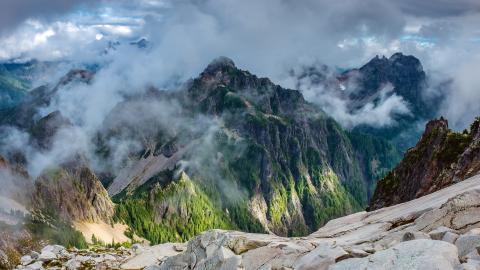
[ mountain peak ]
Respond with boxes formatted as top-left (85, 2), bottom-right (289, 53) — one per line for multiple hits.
top-left (424, 116), bottom-right (449, 135)
top-left (203, 56), bottom-right (236, 74)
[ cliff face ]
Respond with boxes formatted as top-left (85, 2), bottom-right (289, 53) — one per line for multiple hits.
top-left (369, 117), bottom-right (480, 210)
top-left (32, 165), bottom-right (114, 223)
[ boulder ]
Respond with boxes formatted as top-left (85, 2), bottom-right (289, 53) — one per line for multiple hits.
top-left (443, 232), bottom-right (460, 244)
top-left (292, 242), bottom-right (347, 270)
top-left (20, 255), bottom-right (32, 266)
top-left (65, 259), bottom-right (80, 270)
top-left (330, 239), bottom-right (460, 270)
top-left (456, 229), bottom-right (480, 258)
top-left (121, 243), bottom-right (182, 269)
top-left (30, 252), bottom-right (39, 260)
top-left (429, 226), bottom-right (457, 240)
top-left (38, 250), bottom-right (56, 261)
top-left (25, 261), bottom-right (43, 270)
top-left (41, 245), bottom-right (65, 255)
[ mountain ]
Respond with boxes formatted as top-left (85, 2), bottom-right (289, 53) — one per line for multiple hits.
top-left (105, 57), bottom-right (403, 241)
top-left (369, 117), bottom-right (480, 210)
top-left (349, 53), bottom-right (439, 149)
top-left (0, 69), bottom-right (93, 129)
top-left (347, 53), bottom-right (429, 117)
top-left (291, 53), bottom-right (437, 150)
top-left (0, 57), bottom-right (402, 248)
top-left (0, 60), bottom-right (67, 111)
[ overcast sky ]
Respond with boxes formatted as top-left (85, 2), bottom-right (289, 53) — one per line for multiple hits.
top-left (1, 0), bottom-right (480, 128)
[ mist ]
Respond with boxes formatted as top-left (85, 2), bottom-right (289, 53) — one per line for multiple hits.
top-left (0, 0), bottom-right (480, 182)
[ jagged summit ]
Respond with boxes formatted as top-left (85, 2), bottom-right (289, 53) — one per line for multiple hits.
top-left (203, 56), bottom-right (236, 75)
top-left (424, 116), bottom-right (449, 135)
top-left (363, 52), bottom-right (422, 69)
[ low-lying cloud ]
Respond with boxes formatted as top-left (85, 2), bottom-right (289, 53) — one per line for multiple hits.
top-left (0, 0), bottom-right (480, 183)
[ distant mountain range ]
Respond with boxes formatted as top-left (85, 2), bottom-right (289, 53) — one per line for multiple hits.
top-left (0, 52), bottom-right (462, 259)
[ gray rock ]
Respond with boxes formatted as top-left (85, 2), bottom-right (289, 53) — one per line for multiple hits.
top-left (20, 255), bottom-right (32, 266)
top-left (456, 229), bottom-right (480, 258)
top-left (330, 239), bottom-right (460, 270)
top-left (75, 255), bottom-right (92, 262)
top-left (38, 250), bottom-right (56, 261)
top-left (103, 254), bottom-right (117, 261)
top-left (174, 244), bottom-right (186, 252)
top-left (30, 251), bottom-right (39, 260)
top-left (443, 232), bottom-right (460, 244)
top-left (41, 245), bottom-right (65, 255)
top-left (65, 259), bottom-right (80, 270)
top-left (462, 260), bottom-right (480, 270)
top-left (465, 249), bottom-right (480, 261)
top-left (293, 242), bottom-right (347, 270)
top-left (429, 226), bottom-right (457, 240)
top-left (144, 266), bottom-right (162, 270)
top-left (25, 261), bottom-right (43, 270)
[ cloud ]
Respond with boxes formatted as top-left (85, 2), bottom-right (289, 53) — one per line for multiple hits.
top-left (0, 0), bottom-right (98, 32)
top-left (437, 54), bottom-right (480, 129)
top-left (284, 66), bottom-right (411, 129)
top-left (394, 0), bottom-right (480, 18)
top-left (1, 0), bottom-right (480, 149)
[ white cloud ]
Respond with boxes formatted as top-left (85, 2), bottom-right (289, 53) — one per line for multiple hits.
top-left (1, 0), bottom-right (480, 132)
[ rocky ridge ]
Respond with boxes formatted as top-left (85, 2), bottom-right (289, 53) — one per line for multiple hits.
top-left (15, 173), bottom-right (480, 270)
top-left (369, 117), bottom-right (480, 210)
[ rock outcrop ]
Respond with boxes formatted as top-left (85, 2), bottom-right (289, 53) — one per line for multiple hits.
top-left (32, 164), bottom-right (114, 223)
top-left (17, 173), bottom-right (480, 270)
top-left (369, 117), bottom-right (480, 210)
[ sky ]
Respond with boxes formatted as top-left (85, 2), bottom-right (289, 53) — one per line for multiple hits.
top-left (1, 0), bottom-right (480, 129)
top-left (0, 0), bottom-right (479, 185)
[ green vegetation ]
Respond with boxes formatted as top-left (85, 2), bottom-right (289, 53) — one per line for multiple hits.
top-left (301, 168), bottom-right (361, 230)
top-left (227, 201), bottom-right (265, 233)
top-left (114, 173), bottom-right (232, 244)
top-left (90, 234), bottom-right (132, 249)
top-left (437, 132), bottom-right (472, 165)
top-left (25, 218), bottom-right (88, 249)
top-left (348, 131), bottom-right (402, 196)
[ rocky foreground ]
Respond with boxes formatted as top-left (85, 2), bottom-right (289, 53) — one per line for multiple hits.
top-left (15, 174), bottom-right (480, 270)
